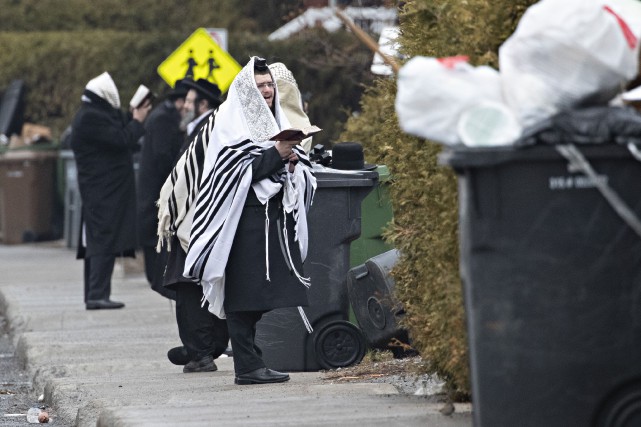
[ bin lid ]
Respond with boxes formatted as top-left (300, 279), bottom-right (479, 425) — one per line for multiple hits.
top-left (0, 148), bottom-right (58, 161)
top-left (314, 166), bottom-right (379, 188)
top-left (0, 141), bottom-right (58, 155)
top-left (376, 165), bottom-right (391, 182)
top-left (438, 144), bottom-right (634, 170)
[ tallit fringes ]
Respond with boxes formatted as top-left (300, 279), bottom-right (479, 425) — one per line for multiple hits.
top-left (265, 199), bottom-right (271, 282)
top-left (155, 230), bottom-right (175, 253)
top-left (298, 306), bottom-right (313, 333)
top-left (165, 232), bottom-right (173, 252)
top-left (156, 210), bottom-right (169, 253)
top-left (282, 206), bottom-right (311, 288)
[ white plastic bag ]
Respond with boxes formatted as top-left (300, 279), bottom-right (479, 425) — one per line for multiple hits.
top-left (395, 56), bottom-right (507, 145)
top-left (499, 0), bottom-right (641, 128)
top-left (457, 101), bottom-right (522, 147)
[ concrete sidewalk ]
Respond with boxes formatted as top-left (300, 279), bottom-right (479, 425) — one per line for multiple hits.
top-left (0, 242), bottom-right (472, 426)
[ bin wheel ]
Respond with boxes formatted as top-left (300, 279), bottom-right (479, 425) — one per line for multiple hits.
top-left (314, 320), bottom-right (367, 370)
top-left (593, 380), bottom-right (641, 427)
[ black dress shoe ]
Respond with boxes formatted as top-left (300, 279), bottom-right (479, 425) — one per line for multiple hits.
top-left (85, 299), bottom-right (125, 310)
top-left (234, 367), bottom-right (290, 385)
top-left (167, 346), bottom-right (190, 365)
top-left (183, 355), bottom-right (217, 373)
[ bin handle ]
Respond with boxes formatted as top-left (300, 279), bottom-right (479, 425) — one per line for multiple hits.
top-left (627, 143), bottom-right (641, 162)
top-left (556, 144), bottom-right (641, 239)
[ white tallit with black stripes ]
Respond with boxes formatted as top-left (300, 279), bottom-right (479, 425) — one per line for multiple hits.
top-left (183, 56), bottom-right (316, 321)
top-left (156, 112), bottom-right (216, 253)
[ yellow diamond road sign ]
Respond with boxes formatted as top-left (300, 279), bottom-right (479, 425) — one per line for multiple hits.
top-left (157, 28), bottom-right (241, 94)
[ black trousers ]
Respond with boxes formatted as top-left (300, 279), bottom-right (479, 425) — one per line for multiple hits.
top-left (142, 245), bottom-right (158, 285)
top-left (226, 310), bottom-right (266, 376)
top-left (83, 254), bottom-right (115, 302)
top-left (175, 283), bottom-right (229, 361)
top-left (144, 245), bottom-right (175, 300)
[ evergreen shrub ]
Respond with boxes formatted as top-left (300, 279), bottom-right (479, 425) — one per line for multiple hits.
top-left (0, 30), bottom-right (184, 136)
top-left (341, 0), bottom-right (536, 398)
top-left (0, 26), bottom-right (373, 147)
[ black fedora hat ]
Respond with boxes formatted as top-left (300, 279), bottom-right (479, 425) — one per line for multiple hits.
top-left (331, 142), bottom-right (376, 171)
top-left (167, 79), bottom-right (190, 100)
top-left (182, 78), bottom-right (222, 106)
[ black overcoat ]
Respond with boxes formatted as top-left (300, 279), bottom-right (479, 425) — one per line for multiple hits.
top-left (224, 147), bottom-right (309, 313)
top-left (137, 99), bottom-right (184, 248)
top-left (70, 91), bottom-right (145, 258)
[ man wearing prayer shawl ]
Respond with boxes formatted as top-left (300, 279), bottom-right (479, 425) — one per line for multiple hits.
top-left (156, 79), bottom-right (229, 372)
top-left (183, 57), bottom-right (317, 385)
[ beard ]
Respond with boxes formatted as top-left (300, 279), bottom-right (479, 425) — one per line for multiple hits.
top-left (179, 110), bottom-right (195, 131)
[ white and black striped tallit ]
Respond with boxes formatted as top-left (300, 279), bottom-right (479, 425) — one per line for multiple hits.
top-left (183, 57), bottom-right (317, 327)
top-left (156, 111), bottom-right (216, 253)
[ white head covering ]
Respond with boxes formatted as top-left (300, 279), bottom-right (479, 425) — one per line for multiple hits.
top-left (269, 62), bottom-right (313, 152)
top-left (84, 72), bottom-right (121, 109)
top-left (216, 57), bottom-right (289, 145)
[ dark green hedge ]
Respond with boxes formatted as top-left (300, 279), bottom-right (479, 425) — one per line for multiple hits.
top-left (0, 0), bottom-right (291, 32)
top-left (0, 27), bottom-right (372, 147)
top-left (0, 31), bottom-right (185, 136)
top-left (0, 1), bottom-right (379, 146)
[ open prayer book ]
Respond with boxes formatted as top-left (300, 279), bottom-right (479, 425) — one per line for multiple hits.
top-left (129, 84), bottom-right (153, 109)
top-left (270, 125), bottom-right (322, 142)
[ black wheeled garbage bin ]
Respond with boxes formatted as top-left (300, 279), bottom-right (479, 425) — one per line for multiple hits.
top-left (346, 249), bottom-right (410, 355)
top-left (256, 168), bottom-right (377, 372)
top-left (441, 144), bottom-right (641, 427)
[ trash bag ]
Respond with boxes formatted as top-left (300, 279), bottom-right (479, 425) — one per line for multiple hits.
top-left (395, 56), bottom-right (507, 146)
top-left (500, 0), bottom-right (641, 128)
top-left (516, 106), bottom-right (641, 146)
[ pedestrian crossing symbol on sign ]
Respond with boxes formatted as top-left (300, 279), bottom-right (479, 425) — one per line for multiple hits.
top-left (157, 28), bottom-right (241, 94)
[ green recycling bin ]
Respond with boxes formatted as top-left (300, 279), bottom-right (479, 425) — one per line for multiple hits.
top-left (350, 165), bottom-right (394, 268)
top-left (347, 165), bottom-right (394, 327)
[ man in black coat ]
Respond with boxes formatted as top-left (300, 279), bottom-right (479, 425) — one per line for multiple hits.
top-left (160, 78), bottom-right (230, 373)
top-left (183, 58), bottom-right (316, 384)
top-left (136, 80), bottom-right (189, 297)
top-left (71, 72), bottom-right (151, 310)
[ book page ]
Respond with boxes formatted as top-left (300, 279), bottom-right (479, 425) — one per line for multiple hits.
top-left (129, 85), bottom-right (151, 108)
